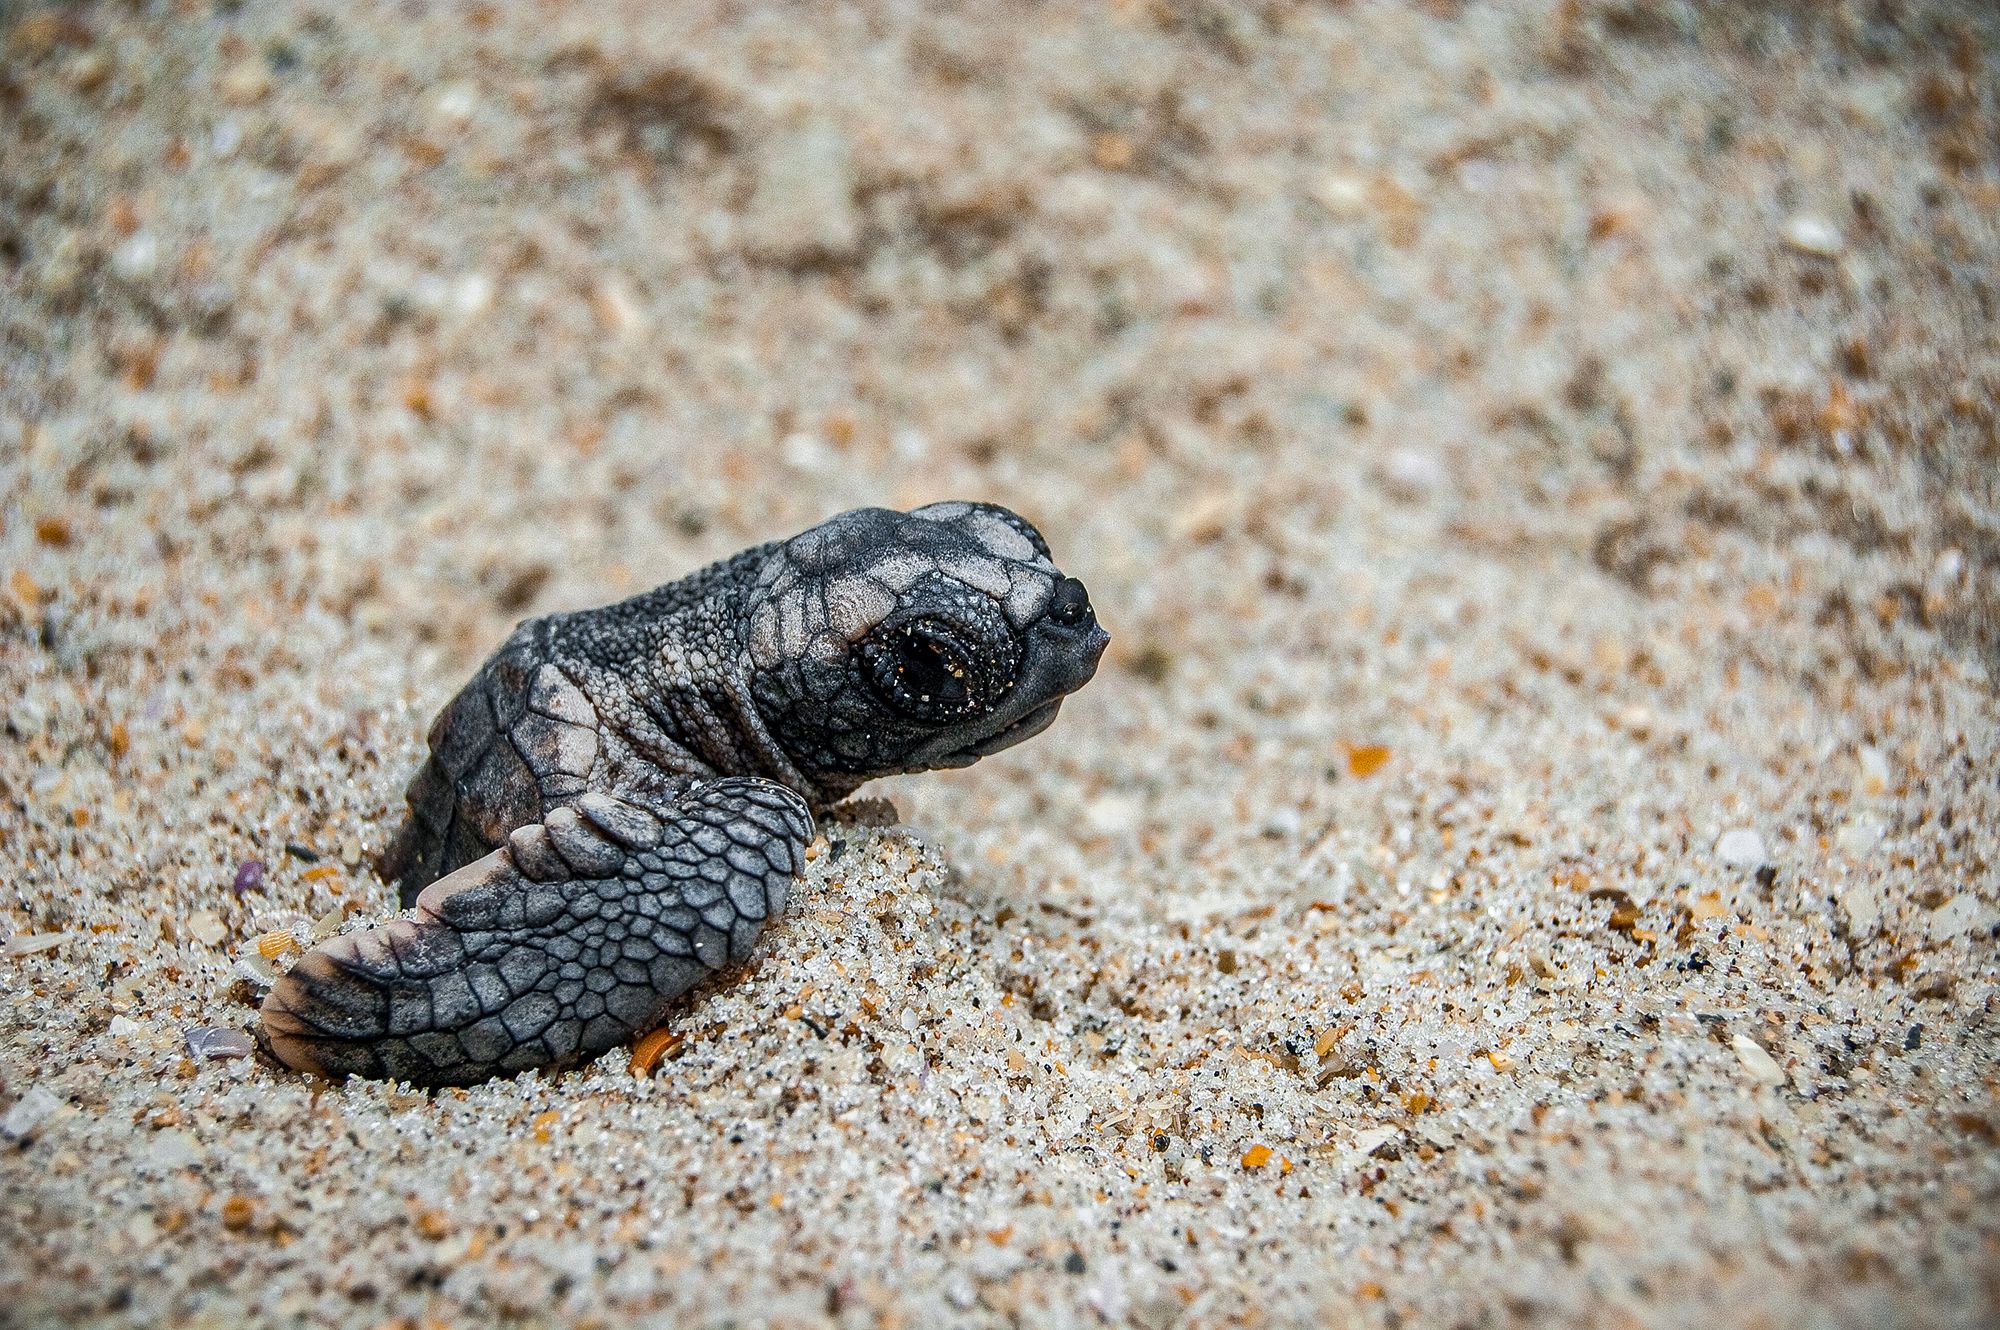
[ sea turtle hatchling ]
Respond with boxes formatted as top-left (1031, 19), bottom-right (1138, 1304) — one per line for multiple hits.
top-left (259, 502), bottom-right (1108, 1086)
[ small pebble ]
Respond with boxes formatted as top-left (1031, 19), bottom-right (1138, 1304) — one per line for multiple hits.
top-left (1262, 807), bottom-right (1302, 838)
top-left (1781, 214), bottom-right (1844, 257)
top-left (430, 80), bottom-right (478, 124)
top-left (1834, 818), bottom-right (1883, 856)
top-left (217, 59), bottom-right (271, 105)
top-left (1309, 173), bottom-right (1371, 219)
top-left (1345, 744), bottom-right (1391, 778)
top-left (1375, 448), bottom-right (1446, 500)
top-left (186, 910), bottom-right (227, 948)
top-left (231, 859), bottom-right (266, 896)
top-left (1927, 895), bottom-right (1999, 942)
top-left (781, 432), bottom-right (831, 471)
top-left (185, 1027), bottom-right (256, 1060)
top-left (5, 931), bottom-right (73, 957)
top-left (1856, 746), bottom-right (1890, 800)
top-left (123, 1212), bottom-right (159, 1248)
top-left (147, 1130), bottom-right (201, 1172)
top-left (111, 232), bottom-right (158, 282)
top-left (1351, 1126), bottom-right (1398, 1156)
top-left (1730, 1034), bottom-right (1785, 1086)
top-left (1084, 793), bottom-right (1142, 835)
top-left (1, 1087), bottom-right (61, 1142)
top-left (1714, 827), bottom-right (1767, 868)
top-left (65, 51), bottom-right (110, 93)
top-left (1171, 493), bottom-right (1235, 543)
top-left (220, 1194), bottom-right (257, 1231)
top-left (743, 118), bottom-right (860, 263)
top-left (1837, 883), bottom-right (1881, 936)
top-left (591, 277), bottom-right (646, 341)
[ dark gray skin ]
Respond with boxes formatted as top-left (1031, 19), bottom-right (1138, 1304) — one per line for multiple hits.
top-left (260, 502), bottom-right (1107, 1086)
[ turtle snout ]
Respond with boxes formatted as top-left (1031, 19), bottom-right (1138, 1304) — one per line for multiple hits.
top-left (1034, 581), bottom-right (1108, 697)
top-left (1049, 576), bottom-right (1108, 664)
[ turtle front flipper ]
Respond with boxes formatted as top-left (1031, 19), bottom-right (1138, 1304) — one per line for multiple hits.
top-left (261, 778), bottom-right (813, 1087)
top-left (381, 637), bottom-right (604, 908)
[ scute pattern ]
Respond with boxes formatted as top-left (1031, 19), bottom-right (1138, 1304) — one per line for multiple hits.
top-left (261, 780), bottom-right (812, 1086)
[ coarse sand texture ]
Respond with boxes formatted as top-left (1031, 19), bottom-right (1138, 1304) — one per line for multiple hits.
top-left (2, 3), bottom-right (1998, 1328)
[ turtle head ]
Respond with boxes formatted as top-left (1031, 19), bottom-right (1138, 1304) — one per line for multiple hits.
top-left (741, 502), bottom-right (1108, 791)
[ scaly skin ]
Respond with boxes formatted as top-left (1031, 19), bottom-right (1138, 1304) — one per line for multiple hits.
top-left (261, 502), bottom-right (1107, 1086)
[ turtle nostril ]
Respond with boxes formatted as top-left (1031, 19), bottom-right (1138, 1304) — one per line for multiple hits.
top-left (1051, 577), bottom-right (1092, 626)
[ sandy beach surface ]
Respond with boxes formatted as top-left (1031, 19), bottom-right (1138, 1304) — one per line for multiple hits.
top-left (3, 2), bottom-right (1998, 1326)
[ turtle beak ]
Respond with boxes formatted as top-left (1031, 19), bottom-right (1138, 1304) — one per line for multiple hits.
top-left (958, 696), bottom-right (1065, 759)
top-left (1037, 597), bottom-right (1109, 697)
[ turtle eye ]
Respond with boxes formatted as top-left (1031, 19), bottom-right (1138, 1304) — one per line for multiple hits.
top-left (861, 619), bottom-right (983, 720)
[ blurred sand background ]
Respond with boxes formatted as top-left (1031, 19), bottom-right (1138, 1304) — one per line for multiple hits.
top-left (3, 1), bottom-right (1998, 1326)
